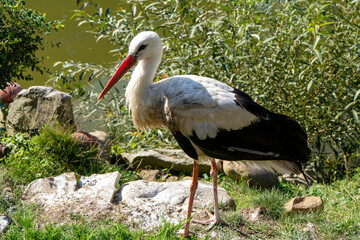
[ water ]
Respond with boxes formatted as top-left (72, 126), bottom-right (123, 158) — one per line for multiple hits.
top-left (19, 0), bottom-right (123, 88)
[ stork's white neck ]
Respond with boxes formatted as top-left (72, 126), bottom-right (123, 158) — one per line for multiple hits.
top-left (125, 53), bottom-right (162, 129)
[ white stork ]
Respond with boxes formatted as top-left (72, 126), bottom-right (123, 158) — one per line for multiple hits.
top-left (98, 31), bottom-right (310, 236)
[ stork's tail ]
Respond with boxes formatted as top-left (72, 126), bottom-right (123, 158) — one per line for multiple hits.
top-left (243, 160), bottom-right (311, 185)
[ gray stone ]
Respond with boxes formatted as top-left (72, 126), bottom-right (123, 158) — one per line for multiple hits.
top-left (223, 161), bottom-right (279, 189)
top-left (113, 180), bottom-right (236, 230)
top-left (0, 216), bottom-right (12, 235)
top-left (6, 86), bottom-right (76, 135)
top-left (23, 172), bottom-right (120, 208)
top-left (121, 149), bottom-right (220, 175)
top-left (284, 196), bottom-right (323, 213)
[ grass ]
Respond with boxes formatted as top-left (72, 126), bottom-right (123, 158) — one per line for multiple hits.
top-left (1, 126), bottom-right (360, 239)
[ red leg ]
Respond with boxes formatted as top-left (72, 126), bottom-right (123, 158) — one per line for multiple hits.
top-left (178, 161), bottom-right (199, 237)
top-left (192, 159), bottom-right (228, 231)
top-left (210, 159), bottom-right (221, 220)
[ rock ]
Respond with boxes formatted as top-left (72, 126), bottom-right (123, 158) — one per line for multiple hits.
top-left (223, 161), bottom-right (279, 189)
top-left (112, 180), bottom-right (236, 230)
top-left (139, 169), bottom-right (161, 181)
top-left (71, 131), bottom-right (111, 160)
top-left (280, 164), bottom-right (316, 185)
top-left (2, 187), bottom-right (14, 200)
top-left (0, 144), bottom-right (10, 158)
top-left (249, 207), bottom-right (261, 222)
top-left (166, 176), bottom-right (179, 182)
top-left (6, 86), bottom-right (76, 135)
top-left (0, 216), bottom-right (12, 235)
top-left (121, 149), bottom-right (221, 175)
top-left (182, 176), bottom-right (193, 180)
top-left (159, 174), bottom-right (180, 182)
top-left (22, 172), bottom-right (236, 231)
top-left (280, 173), bottom-right (308, 185)
top-left (23, 172), bottom-right (120, 208)
top-left (284, 196), bottom-right (323, 213)
top-left (0, 82), bottom-right (23, 105)
top-left (71, 131), bottom-right (100, 148)
top-left (89, 131), bottom-right (111, 160)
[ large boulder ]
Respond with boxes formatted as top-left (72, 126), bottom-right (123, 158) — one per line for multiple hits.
top-left (6, 86), bottom-right (76, 135)
top-left (121, 149), bottom-right (221, 175)
top-left (223, 161), bottom-right (279, 189)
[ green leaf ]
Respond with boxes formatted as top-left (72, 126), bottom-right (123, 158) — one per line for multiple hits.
top-left (314, 49), bottom-right (323, 64)
top-left (352, 110), bottom-right (360, 123)
top-left (354, 89), bottom-right (360, 101)
top-left (263, 36), bottom-right (277, 44)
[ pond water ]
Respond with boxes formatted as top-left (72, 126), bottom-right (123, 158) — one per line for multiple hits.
top-left (19, 0), bottom-right (123, 88)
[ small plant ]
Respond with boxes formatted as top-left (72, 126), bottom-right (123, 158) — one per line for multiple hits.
top-left (251, 189), bottom-right (286, 220)
top-left (0, 191), bottom-right (17, 214)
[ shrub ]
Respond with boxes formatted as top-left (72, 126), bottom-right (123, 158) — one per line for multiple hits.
top-left (0, 0), bottom-right (62, 89)
top-left (54, 0), bottom-right (360, 182)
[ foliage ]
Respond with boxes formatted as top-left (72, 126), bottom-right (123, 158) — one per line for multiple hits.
top-left (71, 81), bottom-right (177, 153)
top-left (0, 0), bottom-right (62, 89)
top-left (53, 0), bottom-right (360, 181)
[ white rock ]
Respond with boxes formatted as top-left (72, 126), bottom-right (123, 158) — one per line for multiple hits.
top-left (113, 180), bottom-right (236, 230)
top-left (23, 172), bottom-right (120, 209)
top-left (0, 216), bottom-right (12, 235)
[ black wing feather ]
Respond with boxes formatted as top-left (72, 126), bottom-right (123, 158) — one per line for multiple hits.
top-left (188, 88), bottom-right (310, 164)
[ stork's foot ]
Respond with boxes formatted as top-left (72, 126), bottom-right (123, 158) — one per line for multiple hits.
top-left (192, 209), bottom-right (229, 231)
top-left (176, 229), bottom-right (195, 238)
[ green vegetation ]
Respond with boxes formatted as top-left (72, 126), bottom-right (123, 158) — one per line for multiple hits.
top-left (53, 0), bottom-right (360, 182)
top-left (0, 0), bottom-right (62, 89)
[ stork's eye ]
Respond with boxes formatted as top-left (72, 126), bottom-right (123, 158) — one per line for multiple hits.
top-left (137, 44), bottom-right (148, 54)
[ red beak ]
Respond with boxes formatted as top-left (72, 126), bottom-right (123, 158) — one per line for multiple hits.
top-left (97, 54), bottom-right (137, 101)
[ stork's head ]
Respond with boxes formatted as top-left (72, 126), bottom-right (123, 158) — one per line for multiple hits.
top-left (128, 31), bottom-right (162, 61)
top-left (98, 31), bottom-right (163, 101)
